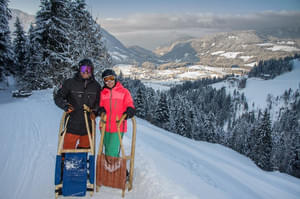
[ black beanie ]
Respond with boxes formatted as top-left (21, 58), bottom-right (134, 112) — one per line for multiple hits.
top-left (102, 69), bottom-right (117, 79)
top-left (78, 58), bottom-right (94, 70)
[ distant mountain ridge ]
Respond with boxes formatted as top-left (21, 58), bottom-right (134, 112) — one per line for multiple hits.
top-left (100, 28), bottom-right (160, 65)
top-left (154, 30), bottom-right (300, 68)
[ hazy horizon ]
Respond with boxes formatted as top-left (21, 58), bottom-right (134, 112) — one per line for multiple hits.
top-left (8, 0), bottom-right (300, 50)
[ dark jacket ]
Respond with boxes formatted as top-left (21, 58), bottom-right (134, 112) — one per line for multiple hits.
top-left (54, 73), bottom-right (101, 135)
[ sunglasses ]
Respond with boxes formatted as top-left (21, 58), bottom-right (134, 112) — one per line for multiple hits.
top-left (103, 75), bottom-right (115, 82)
top-left (80, 65), bottom-right (92, 73)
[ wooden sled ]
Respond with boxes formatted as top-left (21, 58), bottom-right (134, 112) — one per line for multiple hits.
top-left (54, 105), bottom-right (96, 198)
top-left (96, 114), bottom-right (137, 197)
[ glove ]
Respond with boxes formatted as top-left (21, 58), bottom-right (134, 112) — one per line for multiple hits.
top-left (97, 106), bottom-right (106, 117)
top-left (90, 112), bottom-right (96, 120)
top-left (124, 107), bottom-right (135, 119)
top-left (64, 104), bottom-right (74, 114)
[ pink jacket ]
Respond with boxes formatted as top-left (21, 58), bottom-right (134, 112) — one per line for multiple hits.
top-left (99, 81), bottom-right (134, 133)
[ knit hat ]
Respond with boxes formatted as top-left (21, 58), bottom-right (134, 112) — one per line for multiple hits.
top-left (102, 69), bottom-right (117, 79)
top-left (78, 58), bottom-right (94, 70)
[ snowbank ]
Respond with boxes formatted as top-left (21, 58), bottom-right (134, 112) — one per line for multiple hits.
top-left (0, 85), bottom-right (300, 199)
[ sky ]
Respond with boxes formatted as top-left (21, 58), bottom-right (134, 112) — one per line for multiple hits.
top-left (8, 0), bottom-right (300, 50)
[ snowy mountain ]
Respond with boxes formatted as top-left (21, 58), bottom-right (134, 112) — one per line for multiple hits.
top-left (9, 9), bottom-right (300, 71)
top-left (101, 29), bottom-right (160, 65)
top-left (9, 9), bottom-right (35, 33)
top-left (0, 86), bottom-right (300, 199)
top-left (127, 45), bottom-right (159, 63)
top-left (154, 30), bottom-right (300, 68)
top-left (106, 29), bottom-right (300, 68)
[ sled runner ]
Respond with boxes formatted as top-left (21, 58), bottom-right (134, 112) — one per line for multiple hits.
top-left (54, 105), bottom-right (96, 198)
top-left (96, 114), bottom-right (137, 197)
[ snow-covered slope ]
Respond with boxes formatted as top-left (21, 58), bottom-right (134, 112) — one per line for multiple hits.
top-left (213, 59), bottom-right (300, 120)
top-left (0, 88), bottom-right (300, 199)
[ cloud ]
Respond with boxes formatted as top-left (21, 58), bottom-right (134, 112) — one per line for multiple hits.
top-left (100, 11), bottom-right (300, 32)
top-left (98, 11), bottom-right (300, 49)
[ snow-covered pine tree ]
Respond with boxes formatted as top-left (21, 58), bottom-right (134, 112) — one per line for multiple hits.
top-left (184, 100), bottom-right (197, 139)
top-left (285, 111), bottom-right (300, 178)
top-left (174, 96), bottom-right (191, 137)
top-left (41, 0), bottom-right (73, 86)
top-left (230, 113), bottom-right (255, 156)
top-left (253, 109), bottom-right (272, 171)
top-left (23, 0), bottom-right (111, 89)
top-left (70, 0), bottom-right (111, 80)
top-left (154, 92), bottom-right (169, 127)
top-left (203, 111), bottom-right (217, 143)
top-left (273, 97), bottom-right (300, 177)
top-left (168, 95), bottom-right (180, 134)
top-left (134, 86), bottom-right (147, 118)
top-left (24, 23), bottom-right (50, 90)
top-left (0, 0), bottom-right (14, 81)
top-left (89, 22), bottom-right (112, 79)
top-left (25, 0), bottom-right (56, 89)
top-left (192, 110), bottom-right (205, 140)
top-left (13, 17), bottom-right (28, 78)
top-left (248, 57), bottom-right (293, 79)
top-left (144, 87), bottom-right (157, 122)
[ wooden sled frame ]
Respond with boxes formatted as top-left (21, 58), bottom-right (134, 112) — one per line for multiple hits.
top-left (55, 104), bottom-right (96, 198)
top-left (96, 114), bottom-right (137, 197)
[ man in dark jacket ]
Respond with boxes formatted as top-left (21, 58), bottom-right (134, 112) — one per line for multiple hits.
top-left (54, 58), bottom-right (101, 149)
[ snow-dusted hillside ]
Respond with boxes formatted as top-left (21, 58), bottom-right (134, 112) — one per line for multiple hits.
top-left (213, 59), bottom-right (300, 120)
top-left (101, 28), bottom-right (160, 65)
top-left (0, 87), bottom-right (300, 198)
top-left (155, 30), bottom-right (300, 68)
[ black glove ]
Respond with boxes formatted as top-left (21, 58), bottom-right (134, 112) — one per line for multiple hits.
top-left (64, 104), bottom-right (74, 113)
top-left (124, 107), bottom-right (135, 119)
top-left (97, 106), bottom-right (106, 116)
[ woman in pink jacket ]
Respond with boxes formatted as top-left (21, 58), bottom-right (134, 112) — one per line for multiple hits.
top-left (99, 69), bottom-right (135, 157)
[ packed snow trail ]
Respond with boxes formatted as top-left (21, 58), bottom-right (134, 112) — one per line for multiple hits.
top-left (0, 89), bottom-right (300, 199)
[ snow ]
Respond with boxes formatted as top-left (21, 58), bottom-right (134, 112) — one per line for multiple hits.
top-left (197, 65), bottom-right (227, 74)
top-left (220, 52), bottom-right (242, 59)
top-left (177, 71), bottom-right (207, 79)
top-left (228, 36), bottom-right (238, 39)
top-left (114, 64), bottom-right (135, 76)
top-left (211, 51), bottom-right (243, 59)
top-left (1, 81), bottom-right (300, 198)
top-left (256, 42), bottom-right (300, 52)
top-left (245, 62), bottom-right (257, 67)
top-left (110, 51), bottom-right (128, 60)
top-left (114, 64), bottom-right (232, 84)
top-left (213, 59), bottom-right (300, 114)
top-left (266, 45), bottom-right (300, 52)
top-left (240, 56), bottom-right (253, 62)
top-left (211, 51), bottom-right (225, 55)
top-left (0, 75), bottom-right (16, 90)
top-left (142, 80), bottom-right (179, 91)
top-left (277, 41), bottom-right (295, 45)
top-left (257, 43), bottom-right (274, 47)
